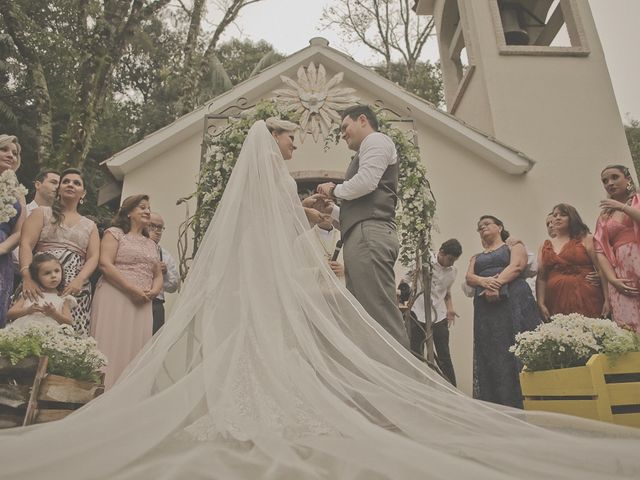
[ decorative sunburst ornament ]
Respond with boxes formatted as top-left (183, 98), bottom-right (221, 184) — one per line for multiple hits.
top-left (273, 62), bottom-right (359, 142)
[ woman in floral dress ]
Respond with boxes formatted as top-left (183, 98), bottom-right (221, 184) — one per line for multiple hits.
top-left (594, 165), bottom-right (640, 332)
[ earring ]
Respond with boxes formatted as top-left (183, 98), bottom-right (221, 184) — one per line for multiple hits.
top-left (627, 183), bottom-right (634, 193)
top-left (79, 198), bottom-right (84, 205)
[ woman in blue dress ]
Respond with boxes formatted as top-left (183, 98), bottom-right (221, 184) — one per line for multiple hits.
top-left (0, 134), bottom-right (26, 327)
top-left (465, 215), bottom-right (541, 408)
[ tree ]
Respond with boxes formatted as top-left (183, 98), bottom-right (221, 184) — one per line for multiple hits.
top-left (373, 60), bottom-right (443, 106)
top-left (322, 0), bottom-right (435, 84)
top-left (0, 0), bottom-right (173, 170)
top-left (173, 0), bottom-right (266, 115)
top-left (625, 118), bottom-right (640, 177)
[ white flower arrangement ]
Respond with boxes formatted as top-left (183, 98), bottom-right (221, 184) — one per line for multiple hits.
top-left (510, 313), bottom-right (640, 372)
top-left (0, 169), bottom-right (28, 224)
top-left (0, 321), bottom-right (107, 383)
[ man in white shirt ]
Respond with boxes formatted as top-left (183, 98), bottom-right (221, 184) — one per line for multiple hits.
top-left (27, 169), bottom-right (60, 214)
top-left (410, 239), bottom-right (462, 386)
top-left (148, 212), bottom-right (180, 334)
top-left (301, 213), bottom-right (345, 285)
top-left (12, 169), bottom-right (59, 271)
top-left (317, 105), bottom-right (409, 349)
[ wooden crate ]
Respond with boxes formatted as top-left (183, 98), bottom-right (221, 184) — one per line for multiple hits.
top-left (520, 352), bottom-right (640, 428)
top-left (0, 356), bottom-right (104, 427)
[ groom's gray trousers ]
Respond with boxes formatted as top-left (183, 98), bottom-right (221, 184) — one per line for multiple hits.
top-left (343, 219), bottom-right (410, 349)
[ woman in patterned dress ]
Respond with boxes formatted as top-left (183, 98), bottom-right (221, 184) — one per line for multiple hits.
top-left (0, 134), bottom-right (26, 327)
top-left (90, 194), bottom-right (162, 389)
top-left (594, 165), bottom-right (640, 332)
top-left (19, 168), bottom-right (99, 335)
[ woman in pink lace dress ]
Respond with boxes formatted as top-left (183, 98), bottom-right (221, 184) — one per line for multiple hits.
top-left (90, 194), bottom-right (162, 389)
top-left (594, 165), bottom-right (640, 332)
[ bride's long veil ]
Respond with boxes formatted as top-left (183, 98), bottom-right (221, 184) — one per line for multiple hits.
top-left (1, 121), bottom-right (638, 479)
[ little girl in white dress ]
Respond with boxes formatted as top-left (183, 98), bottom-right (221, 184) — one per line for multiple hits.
top-left (8, 252), bottom-right (76, 328)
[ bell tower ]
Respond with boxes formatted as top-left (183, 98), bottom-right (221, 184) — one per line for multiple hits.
top-left (414, 0), bottom-right (632, 174)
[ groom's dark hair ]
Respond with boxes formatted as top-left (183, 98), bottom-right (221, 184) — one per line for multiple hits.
top-left (341, 105), bottom-right (379, 131)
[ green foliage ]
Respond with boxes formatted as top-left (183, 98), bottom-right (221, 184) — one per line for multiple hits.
top-left (0, 323), bottom-right (107, 383)
top-left (216, 39), bottom-right (285, 85)
top-left (374, 60), bottom-right (444, 106)
top-left (625, 118), bottom-right (640, 178)
top-left (0, 329), bottom-right (43, 364)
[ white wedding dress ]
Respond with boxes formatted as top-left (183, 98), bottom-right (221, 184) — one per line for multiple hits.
top-left (1, 121), bottom-right (639, 479)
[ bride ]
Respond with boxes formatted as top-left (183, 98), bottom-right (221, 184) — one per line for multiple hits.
top-left (1, 118), bottom-right (638, 480)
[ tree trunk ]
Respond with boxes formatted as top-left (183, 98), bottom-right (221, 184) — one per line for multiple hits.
top-left (177, 0), bottom-right (206, 115)
top-left (54, 0), bottom-right (171, 169)
top-left (0, 0), bottom-right (52, 166)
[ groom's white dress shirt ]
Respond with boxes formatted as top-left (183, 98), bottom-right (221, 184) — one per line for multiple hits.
top-left (331, 132), bottom-right (397, 221)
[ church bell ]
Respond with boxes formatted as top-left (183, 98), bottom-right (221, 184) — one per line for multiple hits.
top-left (498, 1), bottom-right (530, 45)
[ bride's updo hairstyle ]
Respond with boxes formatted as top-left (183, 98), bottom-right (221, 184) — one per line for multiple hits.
top-left (265, 117), bottom-right (298, 134)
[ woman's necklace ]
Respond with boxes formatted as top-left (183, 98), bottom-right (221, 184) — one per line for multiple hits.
top-left (483, 242), bottom-right (505, 254)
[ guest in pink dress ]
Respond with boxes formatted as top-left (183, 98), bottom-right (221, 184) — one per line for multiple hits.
top-left (594, 165), bottom-right (640, 332)
top-left (90, 194), bottom-right (162, 389)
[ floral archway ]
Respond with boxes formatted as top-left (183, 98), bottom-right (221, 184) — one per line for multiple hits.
top-left (183, 100), bottom-right (436, 272)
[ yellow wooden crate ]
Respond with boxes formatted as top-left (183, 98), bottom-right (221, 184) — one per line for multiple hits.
top-left (520, 352), bottom-right (640, 428)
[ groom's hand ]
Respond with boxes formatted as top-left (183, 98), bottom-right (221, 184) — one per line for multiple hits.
top-left (316, 182), bottom-right (336, 198)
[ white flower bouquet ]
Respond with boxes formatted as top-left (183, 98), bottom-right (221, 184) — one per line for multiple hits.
top-left (0, 169), bottom-right (28, 224)
top-left (0, 321), bottom-right (107, 383)
top-left (510, 314), bottom-right (640, 372)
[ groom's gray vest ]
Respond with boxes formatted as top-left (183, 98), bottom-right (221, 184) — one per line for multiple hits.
top-left (339, 150), bottom-right (398, 238)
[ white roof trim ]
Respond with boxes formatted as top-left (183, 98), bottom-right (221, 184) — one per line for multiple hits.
top-left (103, 39), bottom-right (534, 179)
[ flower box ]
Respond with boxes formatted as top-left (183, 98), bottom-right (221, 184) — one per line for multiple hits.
top-left (0, 356), bottom-right (104, 427)
top-left (520, 352), bottom-right (640, 428)
top-left (30, 372), bottom-right (104, 424)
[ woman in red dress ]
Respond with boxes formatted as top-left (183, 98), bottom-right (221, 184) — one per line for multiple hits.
top-left (536, 203), bottom-right (608, 320)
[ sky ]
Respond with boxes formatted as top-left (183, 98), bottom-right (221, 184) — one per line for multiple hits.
top-left (221, 0), bottom-right (640, 123)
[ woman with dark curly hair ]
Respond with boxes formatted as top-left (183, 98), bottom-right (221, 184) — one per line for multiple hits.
top-left (89, 194), bottom-right (162, 389)
top-left (19, 168), bottom-right (99, 335)
top-left (536, 203), bottom-right (607, 320)
top-left (594, 165), bottom-right (640, 332)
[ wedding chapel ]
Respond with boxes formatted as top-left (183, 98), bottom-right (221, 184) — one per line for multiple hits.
top-left (100, 0), bottom-right (633, 393)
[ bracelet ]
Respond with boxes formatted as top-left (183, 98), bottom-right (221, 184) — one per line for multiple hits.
top-left (19, 266), bottom-right (29, 272)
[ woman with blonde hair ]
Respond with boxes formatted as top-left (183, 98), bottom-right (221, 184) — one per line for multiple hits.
top-left (0, 134), bottom-right (26, 326)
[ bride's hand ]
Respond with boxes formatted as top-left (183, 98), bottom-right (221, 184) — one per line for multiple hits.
top-left (302, 194), bottom-right (327, 211)
top-left (305, 208), bottom-right (331, 226)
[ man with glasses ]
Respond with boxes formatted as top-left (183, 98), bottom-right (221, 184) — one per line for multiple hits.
top-left (148, 212), bottom-right (179, 334)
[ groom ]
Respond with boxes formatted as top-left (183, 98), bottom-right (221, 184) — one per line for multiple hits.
top-left (317, 105), bottom-right (410, 349)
